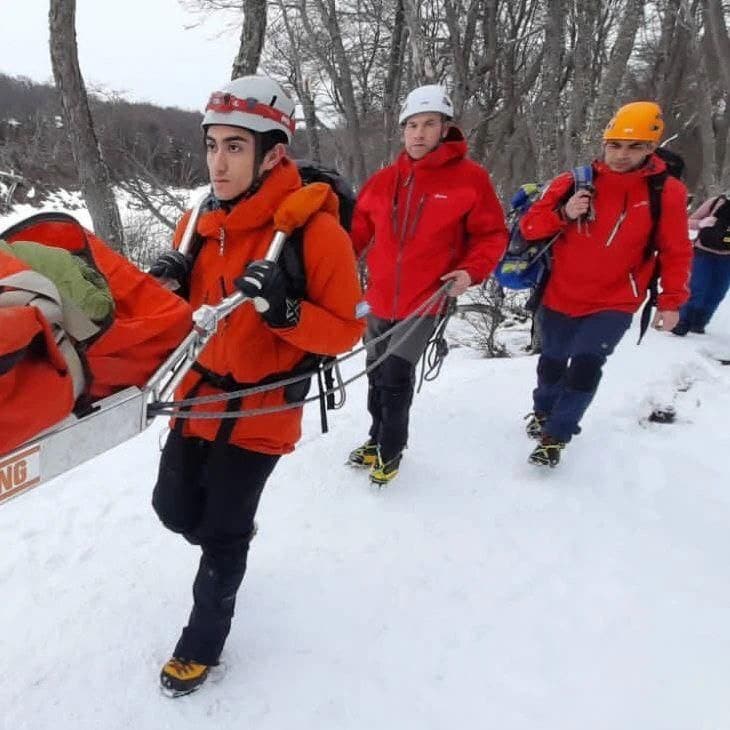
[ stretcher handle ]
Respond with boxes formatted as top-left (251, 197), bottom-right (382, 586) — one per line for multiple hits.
top-left (178, 189), bottom-right (211, 256)
top-left (156, 189), bottom-right (210, 291)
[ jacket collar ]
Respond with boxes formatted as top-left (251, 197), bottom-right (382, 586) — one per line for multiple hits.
top-left (197, 157), bottom-right (302, 236)
top-left (593, 153), bottom-right (667, 182)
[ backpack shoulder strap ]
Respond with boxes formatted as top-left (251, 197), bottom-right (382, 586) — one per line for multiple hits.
top-left (278, 226), bottom-right (307, 299)
top-left (637, 171), bottom-right (668, 344)
top-left (711, 194), bottom-right (729, 216)
top-left (645, 171), bottom-right (668, 258)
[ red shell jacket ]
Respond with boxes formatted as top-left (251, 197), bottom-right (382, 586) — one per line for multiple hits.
top-left (519, 155), bottom-right (692, 316)
top-left (350, 127), bottom-right (507, 319)
top-left (172, 158), bottom-right (364, 455)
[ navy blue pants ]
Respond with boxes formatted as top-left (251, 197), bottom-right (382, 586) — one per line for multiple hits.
top-left (152, 431), bottom-right (279, 665)
top-left (680, 248), bottom-right (730, 330)
top-left (533, 307), bottom-right (632, 442)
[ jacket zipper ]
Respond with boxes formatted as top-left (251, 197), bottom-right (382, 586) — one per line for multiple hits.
top-left (392, 172), bottom-right (415, 319)
top-left (218, 227), bottom-right (225, 256)
top-left (408, 194), bottom-right (427, 239)
top-left (605, 193), bottom-right (628, 247)
top-left (605, 211), bottom-right (627, 247)
top-left (628, 271), bottom-right (639, 298)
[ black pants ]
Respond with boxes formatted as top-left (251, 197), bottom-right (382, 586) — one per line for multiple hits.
top-left (365, 316), bottom-right (435, 462)
top-left (152, 430), bottom-right (279, 665)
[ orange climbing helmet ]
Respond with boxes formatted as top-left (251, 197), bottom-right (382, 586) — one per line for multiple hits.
top-left (603, 101), bottom-right (664, 144)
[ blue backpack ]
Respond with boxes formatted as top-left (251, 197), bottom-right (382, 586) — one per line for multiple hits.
top-left (495, 166), bottom-right (593, 290)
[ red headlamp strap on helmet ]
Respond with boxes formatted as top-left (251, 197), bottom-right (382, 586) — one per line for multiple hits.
top-left (205, 92), bottom-right (295, 135)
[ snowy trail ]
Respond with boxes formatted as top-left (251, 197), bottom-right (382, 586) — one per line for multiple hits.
top-left (2, 307), bottom-right (730, 730)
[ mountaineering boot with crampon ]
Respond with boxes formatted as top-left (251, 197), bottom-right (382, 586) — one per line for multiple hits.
top-left (347, 439), bottom-right (379, 468)
top-left (160, 657), bottom-right (210, 697)
top-left (369, 451), bottom-right (402, 486)
top-left (524, 411), bottom-right (547, 440)
top-left (528, 435), bottom-right (565, 467)
top-left (671, 320), bottom-right (690, 336)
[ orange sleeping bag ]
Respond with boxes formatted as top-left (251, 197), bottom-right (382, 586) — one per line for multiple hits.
top-left (0, 213), bottom-right (192, 453)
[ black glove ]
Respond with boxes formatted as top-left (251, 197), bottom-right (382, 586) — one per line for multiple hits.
top-left (234, 259), bottom-right (301, 328)
top-left (148, 250), bottom-right (191, 290)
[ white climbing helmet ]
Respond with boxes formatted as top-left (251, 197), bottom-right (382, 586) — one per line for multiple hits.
top-left (202, 75), bottom-right (296, 143)
top-left (398, 84), bottom-right (454, 125)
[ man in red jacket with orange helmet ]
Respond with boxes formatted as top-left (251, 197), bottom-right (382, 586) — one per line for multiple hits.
top-left (521, 101), bottom-right (692, 467)
top-left (347, 84), bottom-right (507, 484)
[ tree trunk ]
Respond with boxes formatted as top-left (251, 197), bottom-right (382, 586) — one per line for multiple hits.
top-left (589, 0), bottom-right (646, 140)
top-left (654, 0), bottom-right (683, 106)
top-left (535, 0), bottom-right (566, 179)
top-left (231, 0), bottom-right (267, 78)
top-left (687, 0), bottom-right (719, 196)
top-left (304, 0), bottom-right (368, 183)
top-left (49, 0), bottom-right (124, 250)
top-left (705, 0), bottom-right (730, 96)
top-left (566, 0), bottom-right (599, 165)
top-left (402, 0), bottom-right (436, 84)
top-left (300, 78), bottom-right (322, 164)
top-left (383, 0), bottom-right (407, 162)
top-left (275, 0), bottom-right (321, 162)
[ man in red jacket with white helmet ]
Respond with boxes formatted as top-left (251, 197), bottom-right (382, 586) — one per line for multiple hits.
top-left (520, 101), bottom-right (692, 467)
top-left (347, 84), bottom-right (507, 484)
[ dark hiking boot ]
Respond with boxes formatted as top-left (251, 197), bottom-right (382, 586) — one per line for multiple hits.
top-left (524, 411), bottom-right (547, 440)
top-left (160, 657), bottom-right (210, 697)
top-left (689, 324), bottom-right (706, 334)
top-left (671, 320), bottom-right (690, 336)
top-left (528, 435), bottom-right (565, 467)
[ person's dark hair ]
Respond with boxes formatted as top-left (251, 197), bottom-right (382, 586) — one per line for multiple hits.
top-left (259, 130), bottom-right (288, 156)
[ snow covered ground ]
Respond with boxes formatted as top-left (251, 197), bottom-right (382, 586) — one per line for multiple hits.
top-left (2, 203), bottom-right (730, 729)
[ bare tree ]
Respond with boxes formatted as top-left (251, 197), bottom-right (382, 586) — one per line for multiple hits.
top-left (48, 0), bottom-right (124, 249)
top-left (566, 0), bottom-right (600, 165)
top-left (402, 0), bottom-right (437, 84)
top-left (705, 0), bottom-right (730, 93)
top-left (231, 0), bottom-right (268, 77)
top-left (299, 0), bottom-right (369, 182)
top-left (382, 0), bottom-right (408, 160)
top-left (534, 0), bottom-right (567, 178)
top-left (272, 0), bottom-right (322, 162)
top-left (588, 0), bottom-right (647, 140)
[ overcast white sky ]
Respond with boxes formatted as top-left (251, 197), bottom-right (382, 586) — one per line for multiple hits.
top-left (0, 0), bottom-right (244, 111)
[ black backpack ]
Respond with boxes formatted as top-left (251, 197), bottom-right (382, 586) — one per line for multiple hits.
top-left (697, 196), bottom-right (730, 253)
top-left (654, 147), bottom-right (685, 180)
top-left (295, 159), bottom-right (356, 232)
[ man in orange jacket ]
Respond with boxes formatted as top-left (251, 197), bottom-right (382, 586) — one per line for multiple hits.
top-left (347, 84), bottom-right (507, 484)
top-left (520, 102), bottom-right (692, 467)
top-left (148, 75), bottom-right (363, 696)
